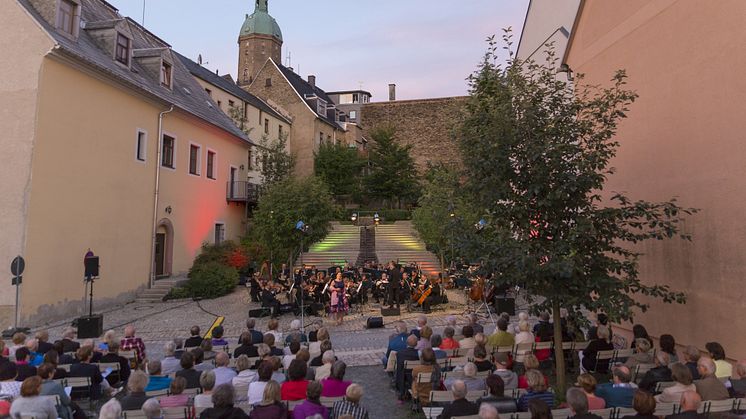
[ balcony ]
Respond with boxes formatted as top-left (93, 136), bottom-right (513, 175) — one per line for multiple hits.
top-left (226, 181), bottom-right (259, 204)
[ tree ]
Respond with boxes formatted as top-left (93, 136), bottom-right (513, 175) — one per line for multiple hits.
top-left (258, 133), bottom-right (295, 187)
top-left (314, 141), bottom-right (365, 196)
top-left (457, 32), bottom-right (697, 391)
top-left (365, 126), bottom-right (420, 208)
top-left (249, 176), bottom-right (336, 267)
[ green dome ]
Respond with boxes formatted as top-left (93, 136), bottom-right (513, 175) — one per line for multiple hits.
top-left (239, 0), bottom-right (283, 41)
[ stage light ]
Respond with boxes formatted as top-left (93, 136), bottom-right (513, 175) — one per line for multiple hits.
top-left (295, 220), bottom-right (309, 233)
top-left (351, 213), bottom-right (358, 222)
top-left (475, 218), bottom-right (487, 231)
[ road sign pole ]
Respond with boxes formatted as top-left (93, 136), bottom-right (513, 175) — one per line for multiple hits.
top-left (14, 276), bottom-right (20, 330)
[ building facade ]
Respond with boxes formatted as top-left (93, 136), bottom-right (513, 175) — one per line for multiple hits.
top-left (1, 0), bottom-right (257, 325)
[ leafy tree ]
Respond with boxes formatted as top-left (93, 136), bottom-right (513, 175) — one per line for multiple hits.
top-left (365, 126), bottom-right (420, 208)
top-left (314, 141), bottom-right (365, 196)
top-left (249, 176), bottom-right (336, 266)
top-left (258, 133), bottom-right (295, 187)
top-left (458, 33), bottom-right (697, 391)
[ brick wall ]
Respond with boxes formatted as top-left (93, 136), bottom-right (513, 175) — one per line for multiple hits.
top-left (361, 96), bottom-right (468, 170)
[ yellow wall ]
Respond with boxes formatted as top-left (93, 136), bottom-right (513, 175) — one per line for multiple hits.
top-left (20, 56), bottom-right (250, 324)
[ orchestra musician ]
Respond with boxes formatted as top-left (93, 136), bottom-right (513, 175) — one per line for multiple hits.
top-left (329, 273), bottom-right (348, 325)
top-left (261, 281), bottom-right (281, 318)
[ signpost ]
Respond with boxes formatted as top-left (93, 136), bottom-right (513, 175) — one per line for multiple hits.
top-left (3, 256), bottom-right (30, 338)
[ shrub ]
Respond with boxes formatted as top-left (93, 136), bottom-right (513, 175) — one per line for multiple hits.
top-left (184, 262), bottom-right (239, 299)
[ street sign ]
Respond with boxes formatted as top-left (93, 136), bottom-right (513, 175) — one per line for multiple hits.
top-left (11, 276), bottom-right (22, 285)
top-left (10, 256), bottom-right (25, 277)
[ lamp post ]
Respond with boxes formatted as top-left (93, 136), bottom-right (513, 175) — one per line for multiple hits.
top-left (351, 213), bottom-right (358, 226)
top-left (449, 211), bottom-right (456, 263)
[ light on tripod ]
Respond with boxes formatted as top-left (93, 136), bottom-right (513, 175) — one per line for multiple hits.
top-left (373, 212), bottom-right (380, 225)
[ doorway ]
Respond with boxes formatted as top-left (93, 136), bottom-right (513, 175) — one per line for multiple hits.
top-left (155, 219), bottom-right (174, 278)
top-left (155, 233), bottom-right (165, 277)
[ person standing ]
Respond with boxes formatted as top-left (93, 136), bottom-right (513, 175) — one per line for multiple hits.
top-left (387, 261), bottom-right (402, 309)
top-left (330, 273), bottom-right (348, 325)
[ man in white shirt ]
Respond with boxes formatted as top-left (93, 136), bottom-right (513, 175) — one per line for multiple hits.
top-left (211, 352), bottom-right (236, 386)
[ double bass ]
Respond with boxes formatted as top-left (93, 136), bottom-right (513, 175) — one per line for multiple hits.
top-left (469, 276), bottom-right (485, 302)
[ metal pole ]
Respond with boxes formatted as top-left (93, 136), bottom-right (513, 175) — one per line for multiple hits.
top-left (13, 277), bottom-right (20, 330)
top-left (300, 235), bottom-right (305, 333)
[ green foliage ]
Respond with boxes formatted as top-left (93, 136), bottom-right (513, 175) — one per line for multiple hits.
top-left (364, 126), bottom-right (420, 208)
top-left (457, 31), bottom-right (697, 390)
top-left (314, 141), bottom-right (365, 196)
top-left (249, 176), bottom-right (336, 266)
top-left (192, 241), bottom-right (242, 267)
top-left (184, 262), bottom-right (239, 299)
top-left (258, 133), bottom-right (295, 186)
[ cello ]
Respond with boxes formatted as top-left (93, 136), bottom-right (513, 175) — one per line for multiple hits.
top-left (469, 275), bottom-right (485, 302)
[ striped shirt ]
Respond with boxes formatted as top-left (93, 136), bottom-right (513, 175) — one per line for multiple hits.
top-left (330, 400), bottom-right (369, 419)
top-left (518, 390), bottom-right (555, 411)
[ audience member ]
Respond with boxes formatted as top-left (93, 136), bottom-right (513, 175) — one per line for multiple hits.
top-left (69, 346), bottom-right (104, 399)
top-left (144, 360), bottom-right (171, 392)
top-left (309, 328), bottom-right (329, 359)
top-left (582, 326), bottom-right (614, 374)
top-left (200, 340), bottom-right (217, 361)
top-left (38, 363), bottom-right (77, 419)
top-left (513, 312), bottom-right (529, 336)
top-left (249, 380), bottom-right (286, 419)
top-left (7, 333), bottom-right (25, 359)
top-left (656, 363), bottom-right (695, 403)
top-left (246, 319), bottom-right (264, 347)
top-left (14, 347), bottom-right (38, 381)
top-left (639, 351), bottom-right (672, 393)
top-left (234, 332), bottom-right (259, 359)
top-left (528, 398), bottom-right (551, 419)
top-left (194, 348), bottom-right (214, 372)
top-left (201, 383), bottom-right (250, 419)
top-left (176, 351), bottom-right (202, 389)
top-left (479, 403), bottom-right (500, 419)
top-left (705, 342), bottom-right (732, 378)
top-left (121, 326), bottom-right (147, 365)
top-left (586, 313), bottom-right (608, 341)
top-left (395, 335), bottom-right (421, 398)
top-left (567, 387), bottom-right (602, 419)
top-left (409, 314), bottom-right (427, 339)
top-left (10, 376), bottom-right (59, 419)
top-left (329, 383), bottom-right (368, 419)
top-left (694, 357), bottom-right (729, 400)
top-left (620, 390), bottom-right (657, 419)
top-left (98, 399), bottom-right (122, 419)
top-left (285, 319), bottom-right (308, 345)
top-left (477, 374), bottom-right (518, 414)
top-left (283, 342), bottom-right (301, 370)
top-left (315, 350), bottom-right (336, 381)
top-left (440, 327), bottom-right (460, 350)
top-left (467, 314), bottom-right (484, 335)
top-left (383, 322), bottom-right (409, 366)
top-left (281, 359), bottom-right (310, 401)
top-left (729, 360), bottom-right (746, 398)
top-left (270, 357), bottom-right (287, 385)
top-left (213, 352), bottom-right (237, 386)
top-left (99, 340), bottom-right (131, 386)
top-left (417, 326), bottom-right (433, 351)
top-left (514, 321), bottom-right (535, 365)
top-left (438, 380), bottom-right (479, 419)
top-left (311, 341), bottom-right (333, 367)
top-left (631, 325), bottom-right (653, 351)
top-left (141, 398), bottom-right (162, 419)
top-left (295, 349), bottom-right (314, 381)
top-left (459, 326), bottom-right (476, 351)
top-left (430, 335), bottom-right (447, 359)
top-left (664, 391), bottom-right (702, 419)
top-left (55, 328), bottom-right (81, 354)
top-left (194, 371), bottom-right (217, 408)
top-left (518, 354), bottom-right (548, 389)
top-left (35, 331), bottom-right (53, 355)
top-left (24, 339), bottom-right (44, 367)
top-left (473, 345), bottom-right (494, 372)
top-left (595, 366), bottom-right (635, 408)
top-left (42, 350), bottom-right (67, 379)
top-left (233, 355), bottom-right (258, 389)
top-left (264, 334), bottom-right (284, 357)
top-left (0, 362), bottom-right (20, 399)
top-left (322, 361), bottom-right (352, 398)
top-left (53, 342), bottom-right (75, 365)
top-left (159, 377), bottom-right (189, 408)
top-left (625, 339), bottom-right (654, 369)
top-left (494, 352), bottom-right (518, 389)
top-left (160, 341), bottom-right (181, 375)
top-left (248, 362), bottom-right (274, 405)
top-left (488, 317), bottom-right (515, 348)
top-left (659, 335), bottom-right (679, 363)
top-left (185, 326), bottom-right (203, 348)
top-left (266, 319), bottom-right (283, 344)
top-left (292, 381), bottom-right (328, 419)
top-left (211, 326), bottom-right (229, 347)
top-left (119, 370), bottom-right (149, 410)
top-left (518, 370), bottom-right (554, 411)
top-left (683, 346), bottom-right (701, 380)
top-left (410, 348), bottom-right (439, 406)
top-left (576, 373), bottom-right (606, 410)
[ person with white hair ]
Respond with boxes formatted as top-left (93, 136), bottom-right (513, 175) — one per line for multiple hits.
top-left (212, 352), bottom-right (236, 387)
top-left (141, 398), bottom-right (162, 419)
top-left (479, 403), bottom-right (500, 419)
top-left (411, 314), bottom-right (428, 338)
top-left (514, 320), bottom-right (535, 364)
top-left (467, 313), bottom-right (484, 335)
top-left (638, 351), bottom-right (672, 393)
top-left (444, 362), bottom-right (486, 392)
top-left (98, 398), bottom-right (122, 419)
top-left (160, 341), bottom-right (180, 375)
top-left (439, 380), bottom-right (479, 418)
top-left (566, 387), bottom-right (601, 419)
top-left (694, 357), bottom-right (729, 400)
top-left (120, 325), bottom-right (146, 365)
top-left (730, 360), bottom-right (746, 398)
top-left (285, 319), bottom-right (308, 345)
top-left (55, 328), bottom-right (80, 354)
top-left (330, 384), bottom-right (370, 419)
top-left (512, 312), bottom-right (529, 335)
top-left (314, 350), bottom-right (336, 381)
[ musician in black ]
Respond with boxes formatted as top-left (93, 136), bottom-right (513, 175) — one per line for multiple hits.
top-left (387, 261), bottom-right (402, 309)
top-left (261, 283), bottom-right (281, 318)
top-left (249, 272), bottom-right (262, 302)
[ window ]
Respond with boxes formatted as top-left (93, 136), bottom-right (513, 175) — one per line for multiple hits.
top-left (115, 33), bottom-right (130, 65)
top-left (278, 125), bottom-right (283, 138)
top-left (135, 131), bottom-right (147, 162)
top-left (317, 98), bottom-right (327, 115)
top-left (228, 100), bottom-right (235, 108)
top-left (264, 119), bottom-right (269, 134)
top-left (217, 100), bottom-right (222, 109)
top-left (247, 148), bottom-right (253, 170)
top-left (265, 78), bottom-right (272, 87)
top-left (349, 110), bottom-right (357, 120)
top-left (206, 150), bottom-right (216, 179)
top-left (214, 224), bottom-right (225, 244)
top-left (205, 88), bottom-right (212, 97)
top-left (161, 61), bottom-right (172, 88)
top-left (57, 0), bottom-right (77, 36)
top-left (161, 135), bottom-right (175, 168)
top-left (363, 95), bottom-right (369, 103)
top-left (189, 144), bottom-right (201, 175)
top-left (352, 93), bottom-right (359, 103)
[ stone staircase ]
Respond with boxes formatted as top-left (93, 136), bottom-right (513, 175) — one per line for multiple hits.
top-left (375, 221), bottom-right (442, 278)
top-left (294, 222), bottom-right (360, 270)
top-left (135, 277), bottom-right (182, 303)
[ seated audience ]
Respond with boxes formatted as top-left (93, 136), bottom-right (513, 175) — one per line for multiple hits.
top-left (252, 344), bottom-right (273, 370)
top-left (705, 342), bottom-right (732, 378)
top-left (55, 328), bottom-right (81, 354)
top-left (576, 373), bottom-right (606, 410)
top-left (518, 370), bottom-right (554, 411)
top-left (159, 377), bottom-right (189, 408)
top-left (248, 361), bottom-right (274, 405)
top-left (321, 361), bottom-right (352, 398)
top-left (53, 342), bottom-right (75, 365)
top-left (518, 354), bottom-right (548, 389)
top-left (683, 346), bottom-right (701, 380)
top-left (566, 387), bottom-right (602, 419)
top-left (35, 331), bottom-right (54, 355)
top-left (396, 335), bottom-right (422, 398)
top-left (459, 326), bottom-right (476, 351)
top-left (438, 380), bottom-right (479, 419)
top-left (417, 326), bottom-right (433, 351)
top-left (263, 334), bottom-right (284, 357)
top-left (7, 333), bottom-right (25, 359)
top-left (639, 351), bottom-right (672, 393)
top-left (487, 317), bottom-right (515, 349)
top-left (283, 342), bottom-right (301, 370)
top-left (309, 328), bottom-right (329, 359)
top-left (246, 319), bottom-right (264, 347)
top-left (234, 332), bottom-right (259, 359)
top-left (472, 345), bottom-right (494, 372)
top-left (494, 352), bottom-right (518, 389)
top-left (384, 322), bottom-right (409, 366)
top-left (430, 335), bottom-right (447, 359)
top-left (100, 340), bottom-right (131, 386)
top-left (621, 390), bottom-right (657, 419)
top-left (211, 326), bottom-right (229, 347)
top-left (656, 363), bottom-right (695, 403)
top-left (665, 391), bottom-right (702, 419)
top-left (160, 341), bottom-right (181, 375)
top-left (213, 352), bottom-right (237, 387)
top-left (281, 359), bottom-right (310, 401)
top-left (24, 339), bottom-right (44, 367)
top-left (233, 355), bottom-right (258, 390)
top-left (411, 348), bottom-right (440, 406)
top-left (175, 351), bottom-right (202, 389)
top-left (411, 314), bottom-right (428, 338)
top-left (10, 376), bottom-right (59, 419)
top-left (120, 325), bottom-right (147, 365)
top-left (0, 362), bottom-right (21, 399)
top-left (528, 398), bottom-right (552, 419)
top-left (98, 399), bottom-right (122, 419)
top-left (467, 313), bottom-right (484, 335)
top-left (729, 360), bottom-right (746, 398)
top-left (595, 366), bottom-right (635, 408)
top-left (266, 319), bottom-right (283, 344)
top-left (311, 340), bottom-right (333, 367)
top-left (142, 398), bottom-right (162, 419)
top-left (194, 348), bottom-right (214, 372)
top-left (145, 360), bottom-right (172, 392)
top-left (38, 363), bottom-right (77, 419)
top-left (249, 380), bottom-right (286, 419)
top-left (694, 357), bottom-right (729, 401)
top-left (582, 326), bottom-right (614, 373)
top-left (185, 325), bottom-right (203, 348)
top-left (659, 334), bottom-right (679, 363)
top-left (480, 403), bottom-right (500, 419)
top-left (119, 370), bottom-right (149, 410)
top-left (315, 350), bottom-right (336, 381)
top-left (200, 340), bottom-right (217, 361)
top-left (625, 338), bottom-right (654, 369)
top-left (285, 319), bottom-right (308, 345)
top-left (330, 383), bottom-right (369, 419)
top-left (292, 381), bottom-right (328, 419)
top-left (193, 371), bottom-right (217, 409)
top-left (440, 327), bottom-right (460, 350)
top-left (477, 374), bottom-right (518, 414)
top-left (69, 346), bottom-right (104, 399)
top-left (201, 383), bottom-right (250, 419)
top-left (41, 350), bottom-right (67, 379)
top-left (14, 347), bottom-right (38, 381)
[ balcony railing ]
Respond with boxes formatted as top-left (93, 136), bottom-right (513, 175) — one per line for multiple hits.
top-left (226, 181), bottom-right (259, 204)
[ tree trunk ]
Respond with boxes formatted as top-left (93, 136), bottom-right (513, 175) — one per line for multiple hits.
top-left (552, 299), bottom-right (566, 394)
top-left (439, 249), bottom-right (445, 272)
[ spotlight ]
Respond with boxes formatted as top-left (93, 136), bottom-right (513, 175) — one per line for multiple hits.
top-left (373, 212), bottom-right (380, 225)
top-left (351, 213), bottom-right (358, 222)
top-left (295, 220), bottom-right (310, 233)
top-left (475, 218), bottom-right (487, 231)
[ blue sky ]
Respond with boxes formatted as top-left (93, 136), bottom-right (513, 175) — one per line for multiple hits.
top-left (108, 0), bottom-right (529, 101)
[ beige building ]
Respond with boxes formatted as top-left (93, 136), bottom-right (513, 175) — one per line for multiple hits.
top-left (1, 0), bottom-right (258, 326)
top-left (522, 0), bottom-right (746, 359)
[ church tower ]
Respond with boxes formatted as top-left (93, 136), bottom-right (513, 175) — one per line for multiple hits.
top-left (237, 0), bottom-right (283, 87)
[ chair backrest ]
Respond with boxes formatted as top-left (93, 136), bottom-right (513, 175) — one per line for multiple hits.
top-left (443, 348), bottom-right (459, 357)
top-left (118, 350), bottom-right (137, 360)
top-left (475, 370), bottom-right (491, 378)
top-left (590, 408), bottom-right (615, 419)
top-left (423, 406), bottom-right (444, 419)
top-left (551, 408), bottom-right (572, 419)
top-left (40, 395), bottom-right (61, 406)
top-left (574, 341), bottom-right (590, 351)
top-left (596, 349), bottom-right (616, 360)
top-left (655, 381), bottom-right (677, 392)
top-left (429, 390), bottom-right (454, 403)
top-left (213, 345), bottom-right (230, 353)
top-left (442, 371), bottom-right (464, 381)
top-left (181, 387), bottom-right (201, 396)
top-left (123, 410), bottom-right (147, 419)
top-left (320, 396), bottom-right (344, 408)
top-left (58, 364), bottom-right (71, 372)
top-left (615, 407), bottom-right (637, 419)
top-left (561, 342), bottom-right (575, 350)
top-left (465, 390), bottom-right (487, 402)
top-left (52, 378), bottom-right (67, 387)
top-left (511, 412), bottom-right (533, 419)
top-left (449, 356), bottom-right (469, 367)
top-left (451, 415), bottom-right (480, 419)
top-left (634, 363), bottom-right (656, 382)
top-left (233, 383), bottom-right (249, 401)
top-left (403, 359), bottom-right (421, 369)
top-left (286, 399), bottom-right (304, 410)
top-left (385, 351), bottom-right (398, 372)
top-left (513, 343), bottom-right (534, 357)
top-left (98, 362), bottom-right (120, 373)
top-left (534, 341), bottom-right (553, 351)
top-left (417, 372), bottom-right (433, 383)
top-left (145, 388), bottom-right (169, 397)
top-left (614, 348), bottom-right (634, 360)
top-left (653, 402), bottom-right (680, 416)
top-left (436, 358), bottom-right (450, 368)
top-left (66, 376), bottom-right (91, 388)
top-left (162, 407), bottom-right (189, 419)
top-left (703, 398), bottom-right (736, 414)
top-left (504, 388), bottom-right (527, 399)
top-left (495, 345), bottom-right (513, 354)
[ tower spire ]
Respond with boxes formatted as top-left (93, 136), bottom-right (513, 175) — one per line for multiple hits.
top-left (256, 0), bottom-right (268, 13)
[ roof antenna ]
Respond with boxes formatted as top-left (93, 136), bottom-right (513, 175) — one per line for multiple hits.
top-left (141, 0), bottom-right (146, 26)
top-left (285, 50), bottom-right (292, 68)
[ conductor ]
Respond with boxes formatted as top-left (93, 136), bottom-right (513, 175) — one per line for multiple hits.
top-left (386, 261), bottom-right (401, 309)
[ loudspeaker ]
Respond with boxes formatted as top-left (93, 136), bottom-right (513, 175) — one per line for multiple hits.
top-left (366, 317), bottom-right (384, 329)
top-left (84, 256), bottom-right (99, 278)
top-left (249, 308), bottom-right (271, 318)
top-left (495, 297), bottom-right (516, 316)
top-left (381, 307), bottom-right (400, 317)
top-left (77, 315), bottom-right (103, 338)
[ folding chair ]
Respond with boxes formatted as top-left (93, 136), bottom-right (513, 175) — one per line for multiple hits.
top-left (614, 408), bottom-right (636, 419)
top-left (233, 383), bottom-right (249, 403)
top-left (162, 407), bottom-right (189, 419)
top-left (655, 381), bottom-right (676, 393)
top-left (465, 390), bottom-right (487, 402)
top-left (613, 348), bottom-right (634, 363)
top-left (702, 399), bottom-right (736, 416)
top-left (429, 390), bottom-right (454, 404)
top-left (511, 412), bottom-right (532, 419)
top-left (145, 388), bottom-right (169, 397)
top-left (423, 406), bottom-right (444, 419)
top-left (593, 349), bottom-right (616, 373)
top-left (551, 408), bottom-right (572, 419)
top-left (590, 408), bottom-right (615, 419)
top-left (653, 402), bottom-right (680, 416)
top-left (66, 376), bottom-right (93, 409)
top-left (123, 410), bottom-right (147, 419)
top-left (385, 351), bottom-right (398, 373)
top-left (286, 399), bottom-right (303, 411)
top-left (320, 396), bottom-right (344, 408)
top-left (633, 363), bottom-right (656, 383)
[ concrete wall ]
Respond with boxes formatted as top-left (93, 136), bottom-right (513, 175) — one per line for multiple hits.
top-left (565, 0), bottom-right (746, 359)
top-left (0, 1), bottom-right (55, 328)
top-left (517, 0), bottom-right (581, 62)
top-left (361, 97), bottom-right (468, 170)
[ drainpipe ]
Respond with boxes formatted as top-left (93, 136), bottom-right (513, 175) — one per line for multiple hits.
top-left (149, 105), bottom-right (175, 288)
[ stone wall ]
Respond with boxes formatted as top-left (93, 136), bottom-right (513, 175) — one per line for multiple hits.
top-left (361, 96), bottom-right (468, 170)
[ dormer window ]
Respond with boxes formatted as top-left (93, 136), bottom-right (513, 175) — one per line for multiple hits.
top-left (56, 0), bottom-right (79, 38)
top-left (115, 33), bottom-right (130, 66)
top-left (161, 61), bottom-right (172, 88)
